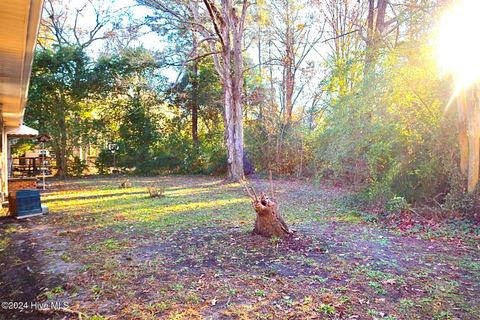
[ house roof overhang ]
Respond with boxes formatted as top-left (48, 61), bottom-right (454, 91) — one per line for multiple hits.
top-left (0, 0), bottom-right (44, 127)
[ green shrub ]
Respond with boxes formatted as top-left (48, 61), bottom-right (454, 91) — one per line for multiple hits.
top-left (68, 156), bottom-right (88, 177)
top-left (134, 153), bottom-right (181, 175)
top-left (445, 190), bottom-right (480, 222)
top-left (386, 196), bottom-right (409, 216)
top-left (95, 149), bottom-right (114, 175)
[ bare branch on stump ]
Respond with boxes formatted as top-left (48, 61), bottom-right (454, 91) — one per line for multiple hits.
top-left (241, 180), bottom-right (258, 202)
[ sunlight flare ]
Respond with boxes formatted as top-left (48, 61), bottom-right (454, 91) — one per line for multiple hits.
top-left (436, 0), bottom-right (480, 88)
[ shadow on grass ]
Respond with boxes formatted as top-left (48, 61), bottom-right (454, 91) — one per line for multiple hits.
top-left (42, 191), bottom-right (149, 203)
top-left (43, 185), bottom-right (251, 233)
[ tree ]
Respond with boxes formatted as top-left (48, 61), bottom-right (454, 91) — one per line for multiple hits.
top-left (39, 0), bottom-right (134, 50)
top-left (357, 0), bottom-right (426, 76)
top-left (93, 47), bottom-right (164, 171)
top-left (266, 0), bottom-right (324, 125)
top-left (240, 0), bottom-right (326, 175)
top-left (170, 57), bottom-right (223, 147)
top-left (28, 0), bottom-right (141, 177)
top-left (206, 0), bottom-right (250, 181)
top-left (26, 46), bottom-right (94, 178)
top-left (321, 0), bottom-right (364, 97)
top-left (140, 0), bottom-right (250, 182)
top-left (456, 85), bottom-right (480, 193)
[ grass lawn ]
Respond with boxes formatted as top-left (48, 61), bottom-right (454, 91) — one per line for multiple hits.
top-left (1, 175), bottom-right (479, 319)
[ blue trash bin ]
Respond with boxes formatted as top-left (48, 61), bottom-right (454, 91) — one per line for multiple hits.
top-left (12, 190), bottom-right (43, 218)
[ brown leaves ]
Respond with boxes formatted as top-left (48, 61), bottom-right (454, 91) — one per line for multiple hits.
top-left (9, 175), bottom-right (478, 319)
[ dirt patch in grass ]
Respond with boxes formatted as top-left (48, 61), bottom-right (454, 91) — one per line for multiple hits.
top-left (0, 219), bottom-right (65, 320)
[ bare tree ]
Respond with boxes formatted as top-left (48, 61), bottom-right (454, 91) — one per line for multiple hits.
top-left (356, 0), bottom-right (425, 75)
top-left (248, 0), bottom-right (324, 175)
top-left (321, 0), bottom-right (364, 95)
top-left (141, 0), bottom-right (250, 182)
top-left (266, 0), bottom-right (324, 125)
top-left (39, 0), bottom-right (136, 50)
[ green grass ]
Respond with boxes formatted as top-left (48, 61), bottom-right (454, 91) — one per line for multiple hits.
top-left (254, 289), bottom-right (267, 297)
top-left (318, 303), bottom-right (335, 314)
top-left (460, 258), bottom-right (480, 272)
top-left (0, 236), bottom-right (11, 252)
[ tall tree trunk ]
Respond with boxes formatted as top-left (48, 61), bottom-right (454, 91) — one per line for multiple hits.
top-left (223, 65), bottom-right (244, 181)
top-left (457, 94), bottom-right (469, 176)
top-left (458, 83), bottom-right (480, 192)
top-left (190, 29), bottom-right (200, 146)
top-left (364, 0), bottom-right (376, 76)
top-left (467, 133), bottom-right (480, 193)
top-left (210, 0), bottom-right (246, 182)
top-left (192, 103), bottom-right (199, 145)
top-left (466, 84), bottom-right (480, 192)
top-left (191, 60), bottom-right (199, 145)
top-left (223, 13), bottom-right (244, 181)
top-left (282, 0), bottom-right (295, 125)
top-left (364, 0), bottom-right (388, 76)
top-left (284, 30), bottom-right (294, 124)
top-left (257, 23), bottom-right (263, 122)
top-left (285, 55), bottom-right (294, 124)
top-left (200, 0), bottom-right (249, 181)
top-left (57, 116), bottom-right (67, 179)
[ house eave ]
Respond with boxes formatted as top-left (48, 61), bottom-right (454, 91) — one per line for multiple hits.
top-left (0, 0), bottom-right (44, 127)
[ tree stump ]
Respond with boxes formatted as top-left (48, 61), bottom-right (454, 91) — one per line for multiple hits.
top-left (120, 179), bottom-right (131, 188)
top-left (252, 193), bottom-right (291, 237)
